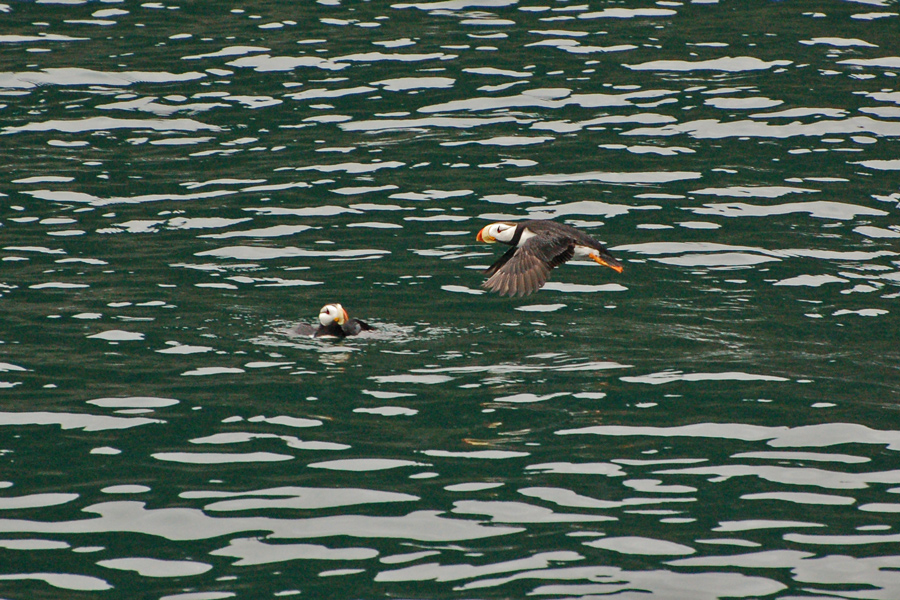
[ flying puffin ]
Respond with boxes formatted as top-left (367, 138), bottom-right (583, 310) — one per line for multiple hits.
top-left (295, 303), bottom-right (374, 338)
top-left (475, 220), bottom-right (623, 297)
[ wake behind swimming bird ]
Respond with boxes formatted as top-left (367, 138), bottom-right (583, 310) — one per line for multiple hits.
top-left (476, 220), bottom-right (624, 297)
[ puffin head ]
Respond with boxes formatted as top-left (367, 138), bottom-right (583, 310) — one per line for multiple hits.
top-left (318, 303), bottom-right (349, 327)
top-left (476, 222), bottom-right (517, 244)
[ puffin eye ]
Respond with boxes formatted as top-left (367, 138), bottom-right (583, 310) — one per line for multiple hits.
top-left (493, 224), bottom-right (515, 239)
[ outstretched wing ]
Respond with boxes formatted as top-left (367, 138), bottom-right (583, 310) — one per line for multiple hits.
top-left (483, 245), bottom-right (518, 278)
top-left (482, 233), bottom-right (574, 297)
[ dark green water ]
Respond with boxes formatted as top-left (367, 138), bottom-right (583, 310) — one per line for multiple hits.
top-left (2, 1), bottom-right (900, 598)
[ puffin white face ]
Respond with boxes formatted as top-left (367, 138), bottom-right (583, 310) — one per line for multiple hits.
top-left (476, 222), bottom-right (517, 244)
top-left (319, 303), bottom-right (348, 326)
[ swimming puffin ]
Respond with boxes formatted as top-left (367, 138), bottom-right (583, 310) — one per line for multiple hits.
top-left (476, 220), bottom-right (623, 297)
top-left (295, 303), bottom-right (374, 338)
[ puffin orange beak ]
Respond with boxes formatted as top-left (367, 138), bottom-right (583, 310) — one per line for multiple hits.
top-left (336, 306), bottom-right (349, 325)
top-left (476, 226), bottom-right (494, 243)
top-left (590, 254), bottom-right (624, 274)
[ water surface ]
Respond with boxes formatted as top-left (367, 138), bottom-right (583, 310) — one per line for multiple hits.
top-left (2, 1), bottom-right (900, 598)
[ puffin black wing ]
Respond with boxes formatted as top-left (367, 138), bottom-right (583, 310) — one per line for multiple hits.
top-left (342, 319), bottom-right (374, 336)
top-left (483, 245), bottom-right (519, 278)
top-left (482, 231), bottom-right (575, 297)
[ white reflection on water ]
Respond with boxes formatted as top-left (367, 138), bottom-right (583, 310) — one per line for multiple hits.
top-left (86, 330), bottom-right (145, 342)
top-left (0, 573), bottom-right (111, 592)
top-left (741, 491), bottom-right (855, 506)
top-left (156, 343), bottom-right (215, 354)
top-left (422, 450), bottom-right (530, 459)
top-left (153, 452), bottom-right (293, 464)
top-left (442, 135), bottom-right (551, 147)
top-left (688, 200), bottom-right (888, 220)
top-left (579, 7), bottom-right (677, 19)
top-left (97, 97), bottom-right (232, 116)
top-left (0, 539), bottom-right (70, 550)
top-left (97, 557), bottom-right (211, 577)
top-left (456, 498), bottom-right (605, 524)
top-left (340, 115), bottom-right (519, 131)
top-left (4, 116), bottom-right (221, 136)
top-left (626, 116), bottom-right (900, 139)
top-left (0, 68), bottom-right (205, 89)
top-left (526, 462), bottom-right (626, 476)
top-left (184, 486), bottom-right (417, 512)
top-left (196, 246), bottom-right (389, 261)
top-left (493, 392), bottom-right (568, 403)
top-left (461, 567), bottom-right (785, 598)
top-left (655, 464), bottom-right (900, 490)
top-left (199, 224), bottom-right (318, 239)
top-left (532, 112), bottom-right (676, 133)
top-left (519, 487), bottom-right (694, 511)
top-left (87, 396), bottom-right (179, 409)
top-left (774, 274), bottom-right (849, 287)
top-left (732, 451), bottom-right (870, 464)
top-left (0, 411), bottom-right (162, 431)
top-left (0, 502), bottom-right (523, 542)
top-left (190, 432), bottom-right (347, 452)
top-left (181, 367), bottom-right (246, 377)
top-left (420, 87), bottom-right (676, 113)
top-left (621, 371), bottom-right (789, 384)
top-left (587, 536), bottom-right (695, 555)
top-left (211, 537), bottom-right (378, 566)
top-left (101, 486), bottom-right (151, 495)
top-left (625, 57), bottom-right (792, 72)
top-left (557, 422), bottom-right (900, 450)
top-left (690, 184), bottom-right (818, 198)
top-left (354, 406), bottom-right (419, 416)
top-left (308, 459), bottom-right (427, 471)
top-left (25, 188), bottom-right (233, 206)
top-left (0, 494), bottom-right (79, 510)
top-left (410, 359), bottom-right (629, 375)
top-left (671, 551), bottom-right (900, 597)
top-left (379, 553), bottom-right (787, 600)
top-left (508, 170), bottom-right (701, 185)
top-left (375, 550), bottom-right (583, 583)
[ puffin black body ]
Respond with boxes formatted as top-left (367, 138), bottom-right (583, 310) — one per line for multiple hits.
top-left (332, 317), bottom-right (373, 337)
top-left (295, 304), bottom-right (374, 338)
top-left (476, 220), bottom-right (623, 297)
